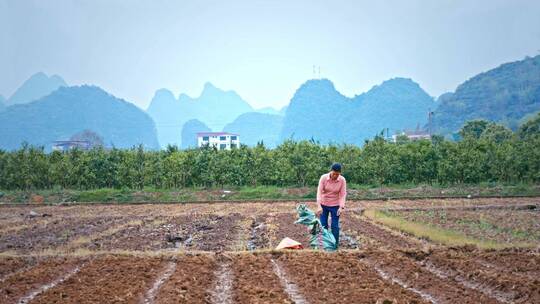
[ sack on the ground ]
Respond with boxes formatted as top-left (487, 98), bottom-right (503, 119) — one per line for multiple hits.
top-left (275, 237), bottom-right (303, 250)
top-left (295, 204), bottom-right (337, 251)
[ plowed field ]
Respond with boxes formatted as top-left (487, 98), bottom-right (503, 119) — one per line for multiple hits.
top-left (1, 197), bottom-right (538, 303)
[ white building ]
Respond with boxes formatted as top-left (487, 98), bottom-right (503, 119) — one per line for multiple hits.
top-left (197, 132), bottom-right (240, 150)
top-left (392, 130), bottom-right (431, 142)
top-left (52, 140), bottom-right (91, 152)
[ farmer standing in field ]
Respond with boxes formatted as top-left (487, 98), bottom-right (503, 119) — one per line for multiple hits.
top-left (316, 163), bottom-right (347, 248)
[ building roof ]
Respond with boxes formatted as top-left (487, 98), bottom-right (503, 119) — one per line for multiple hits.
top-left (52, 140), bottom-right (91, 147)
top-left (400, 123), bottom-right (430, 136)
top-left (52, 140), bottom-right (91, 144)
top-left (52, 140), bottom-right (91, 149)
top-left (196, 132), bottom-right (239, 137)
top-left (403, 130), bottom-right (430, 136)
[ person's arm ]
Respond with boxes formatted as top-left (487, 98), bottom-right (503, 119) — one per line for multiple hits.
top-left (338, 178), bottom-right (347, 211)
top-left (317, 175), bottom-right (324, 206)
top-left (316, 175), bottom-right (324, 215)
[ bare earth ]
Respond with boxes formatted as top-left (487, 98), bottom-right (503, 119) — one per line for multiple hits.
top-left (1, 197), bottom-right (539, 303)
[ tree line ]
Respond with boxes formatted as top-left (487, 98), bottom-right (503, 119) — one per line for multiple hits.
top-left (0, 116), bottom-right (539, 190)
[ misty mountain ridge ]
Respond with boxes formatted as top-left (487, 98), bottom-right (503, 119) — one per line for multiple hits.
top-left (223, 112), bottom-right (284, 148)
top-left (0, 85), bottom-right (159, 151)
top-left (178, 82), bottom-right (253, 130)
top-left (181, 119), bottom-right (211, 149)
top-left (7, 72), bottom-right (67, 105)
top-left (0, 95), bottom-right (5, 112)
top-left (147, 82), bottom-right (253, 147)
top-left (280, 77), bottom-right (436, 145)
top-left (254, 107), bottom-right (280, 115)
top-left (433, 54), bottom-right (540, 134)
top-left (4, 54), bottom-right (540, 150)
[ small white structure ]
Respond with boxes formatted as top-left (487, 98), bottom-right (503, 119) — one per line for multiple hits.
top-left (392, 130), bottom-right (431, 142)
top-left (197, 132), bottom-right (240, 150)
top-left (52, 140), bottom-right (91, 151)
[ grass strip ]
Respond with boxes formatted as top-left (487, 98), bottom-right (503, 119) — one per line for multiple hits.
top-left (363, 209), bottom-right (535, 249)
top-left (1, 183), bottom-right (539, 204)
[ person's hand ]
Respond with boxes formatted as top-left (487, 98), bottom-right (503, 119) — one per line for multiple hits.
top-left (316, 206), bottom-right (323, 217)
top-left (337, 206), bottom-right (344, 216)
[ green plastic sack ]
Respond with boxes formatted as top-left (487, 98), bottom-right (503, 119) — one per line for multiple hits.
top-left (295, 204), bottom-right (337, 251)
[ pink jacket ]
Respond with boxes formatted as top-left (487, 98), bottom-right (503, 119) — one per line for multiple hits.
top-left (317, 173), bottom-right (347, 208)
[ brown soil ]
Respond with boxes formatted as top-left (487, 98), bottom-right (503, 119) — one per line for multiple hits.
top-left (154, 255), bottom-right (217, 304)
top-left (347, 210), bottom-right (540, 303)
top-left (247, 216), bottom-right (271, 250)
top-left (424, 248), bottom-right (540, 303)
top-left (0, 216), bottom-right (126, 253)
top-left (32, 256), bottom-right (163, 303)
top-left (0, 217), bottom-right (35, 230)
top-left (80, 213), bottom-right (246, 252)
top-left (268, 212), bottom-right (311, 249)
top-left (275, 251), bottom-right (430, 304)
top-left (0, 257), bottom-right (82, 303)
top-left (82, 216), bottom-right (177, 251)
top-left (189, 213), bottom-right (245, 251)
top-left (0, 257), bottom-right (36, 280)
top-left (1, 199), bottom-right (539, 303)
top-left (345, 212), bottom-right (422, 250)
top-left (478, 248), bottom-right (540, 278)
top-left (231, 254), bottom-right (291, 303)
top-left (363, 249), bottom-right (499, 303)
top-left (339, 212), bottom-right (540, 302)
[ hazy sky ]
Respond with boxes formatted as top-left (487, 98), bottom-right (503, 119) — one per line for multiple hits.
top-left (1, 0), bottom-right (540, 109)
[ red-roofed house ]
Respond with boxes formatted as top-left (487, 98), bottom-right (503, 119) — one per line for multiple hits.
top-left (197, 132), bottom-right (240, 150)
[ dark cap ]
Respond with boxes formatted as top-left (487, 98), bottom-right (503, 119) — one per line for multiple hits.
top-left (331, 163), bottom-right (342, 172)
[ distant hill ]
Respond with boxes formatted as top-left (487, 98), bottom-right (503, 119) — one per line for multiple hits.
top-left (147, 82), bottom-right (253, 147)
top-left (0, 85), bottom-right (159, 151)
top-left (181, 119), bottom-right (211, 149)
top-left (7, 72), bottom-right (67, 105)
top-left (280, 79), bottom-right (352, 143)
top-left (0, 95), bottom-right (5, 112)
top-left (255, 107), bottom-right (282, 116)
top-left (145, 89), bottom-right (181, 147)
top-left (280, 78), bottom-right (435, 145)
top-left (433, 55), bottom-right (540, 134)
top-left (179, 82), bottom-right (254, 130)
top-left (223, 112), bottom-right (284, 148)
top-left (349, 78), bottom-right (436, 142)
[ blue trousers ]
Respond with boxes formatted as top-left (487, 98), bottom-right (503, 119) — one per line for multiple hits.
top-left (320, 205), bottom-right (340, 247)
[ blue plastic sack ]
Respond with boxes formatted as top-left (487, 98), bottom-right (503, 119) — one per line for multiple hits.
top-left (295, 204), bottom-right (337, 251)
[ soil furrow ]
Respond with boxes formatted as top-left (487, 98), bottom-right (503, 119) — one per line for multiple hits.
top-left (370, 264), bottom-right (438, 303)
top-left (247, 216), bottom-right (271, 250)
top-left (230, 254), bottom-right (292, 303)
top-left (0, 257), bottom-right (36, 282)
top-left (30, 256), bottom-right (163, 303)
top-left (210, 262), bottom-right (233, 304)
top-left (0, 257), bottom-right (82, 304)
top-left (424, 250), bottom-right (540, 303)
top-left (153, 255), bottom-right (216, 304)
top-left (345, 213), bottom-right (423, 250)
top-left (17, 264), bottom-right (82, 304)
top-left (361, 250), bottom-right (501, 304)
top-left (0, 216), bottom-right (126, 254)
top-left (143, 261), bottom-right (177, 304)
top-left (270, 258), bottom-right (308, 304)
top-left (275, 251), bottom-right (430, 304)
